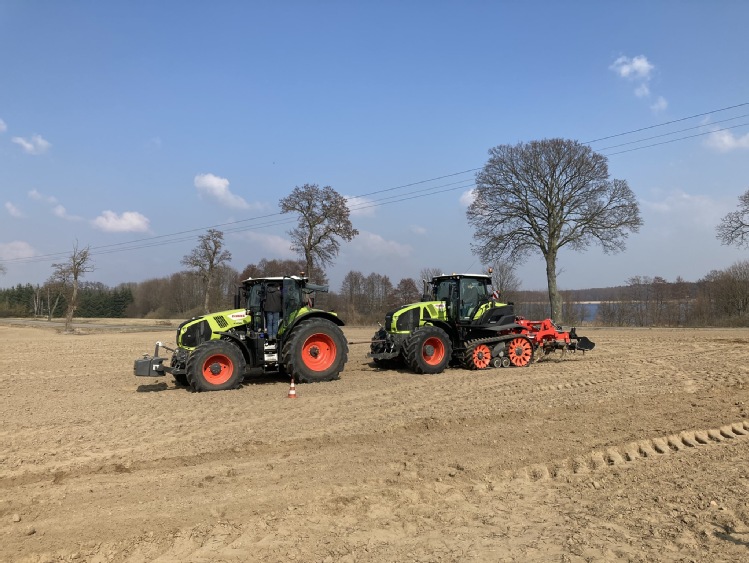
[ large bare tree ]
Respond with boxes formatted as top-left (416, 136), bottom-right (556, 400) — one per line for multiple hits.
top-left (279, 183), bottom-right (358, 283)
top-left (717, 188), bottom-right (749, 248)
top-left (181, 229), bottom-right (232, 314)
top-left (50, 241), bottom-right (95, 332)
top-left (468, 138), bottom-right (642, 321)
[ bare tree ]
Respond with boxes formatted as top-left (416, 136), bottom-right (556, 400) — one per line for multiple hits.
top-left (239, 258), bottom-right (306, 281)
top-left (489, 261), bottom-right (520, 302)
top-left (279, 184), bottom-right (358, 282)
top-left (50, 241), bottom-right (95, 332)
top-left (717, 188), bottom-right (749, 248)
top-left (392, 277), bottom-right (421, 306)
top-left (468, 138), bottom-right (642, 321)
top-left (181, 229), bottom-right (232, 314)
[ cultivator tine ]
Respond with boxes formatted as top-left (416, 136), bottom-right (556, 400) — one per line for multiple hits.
top-left (575, 336), bottom-right (595, 351)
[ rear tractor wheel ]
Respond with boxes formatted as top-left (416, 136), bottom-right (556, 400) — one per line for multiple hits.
top-left (282, 318), bottom-right (348, 383)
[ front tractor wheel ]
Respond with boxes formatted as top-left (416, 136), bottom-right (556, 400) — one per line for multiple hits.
top-left (186, 340), bottom-right (246, 391)
top-left (404, 326), bottom-right (452, 374)
top-left (282, 318), bottom-right (348, 383)
top-left (507, 336), bottom-right (534, 367)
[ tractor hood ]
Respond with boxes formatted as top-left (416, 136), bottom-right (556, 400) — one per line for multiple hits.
top-left (385, 300), bottom-right (448, 333)
top-left (176, 308), bottom-right (251, 349)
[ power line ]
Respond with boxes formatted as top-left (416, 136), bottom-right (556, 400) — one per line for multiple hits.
top-left (2, 102), bottom-right (746, 268)
top-left (597, 113), bottom-right (749, 151)
top-left (584, 102), bottom-right (749, 144)
top-left (602, 122), bottom-right (749, 156)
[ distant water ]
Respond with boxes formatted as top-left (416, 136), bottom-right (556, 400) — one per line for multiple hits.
top-left (581, 303), bottom-right (599, 321)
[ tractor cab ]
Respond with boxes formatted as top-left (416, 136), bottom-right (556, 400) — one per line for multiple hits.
top-left (429, 274), bottom-right (493, 323)
top-left (240, 275), bottom-right (332, 341)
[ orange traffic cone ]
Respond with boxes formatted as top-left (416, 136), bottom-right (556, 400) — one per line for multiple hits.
top-left (287, 378), bottom-right (297, 399)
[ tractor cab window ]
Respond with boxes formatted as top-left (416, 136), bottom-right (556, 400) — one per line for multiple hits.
top-left (434, 279), bottom-right (455, 301)
top-left (282, 278), bottom-right (300, 324)
top-left (247, 284), bottom-right (263, 312)
top-left (460, 278), bottom-right (486, 320)
top-left (434, 279), bottom-right (458, 319)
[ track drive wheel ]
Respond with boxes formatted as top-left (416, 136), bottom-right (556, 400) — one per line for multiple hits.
top-left (404, 326), bottom-right (452, 374)
top-left (464, 342), bottom-right (492, 370)
top-left (282, 318), bottom-right (348, 383)
top-left (507, 336), bottom-right (534, 367)
top-left (186, 340), bottom-right (246, 391)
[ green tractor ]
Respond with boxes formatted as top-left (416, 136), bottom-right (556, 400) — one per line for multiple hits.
top-left (368, 272), bottom-right (594, 373)
top-left (134, 275), bottom-right (348, 391)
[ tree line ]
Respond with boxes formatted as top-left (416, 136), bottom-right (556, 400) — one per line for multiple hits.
top-left (3, 258), bottom-right (749, 327)
top-left (3, 138), bottom-right (749, 327)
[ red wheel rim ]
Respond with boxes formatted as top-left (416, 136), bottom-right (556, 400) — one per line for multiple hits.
top-left (472, 344), bottom-right (492, 369)
top-left (201, 353), bottom-right (234, 385)
top-left (422, 336), bottom-right (446, 366)
top-left (508, 337), bottom-right (532, 367)
top-left (302, 333), bottom-right (337, 371)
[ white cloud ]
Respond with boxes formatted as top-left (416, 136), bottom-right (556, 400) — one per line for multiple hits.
top-left (610, 55), bottom-right (654, 80)
top-left (238, 231), bottom-right (295, 257)
top-left (345, 195), bottom-right (376, 217)
top-left (0, 240), bottom-right (36, 260)
top-left (52, 204), bottom-right (82, 221)
top-left (194, 173), bottom-right (256, 210)
top-left (92, 210), bottom-right (150, 232)
top-left (12, 134), bottom-right (51, 155)
top-left (410, 225), bottom-right (427, 235)
top-left (0, 118), bottom-right (7, 133)
top-left (5, 202), bottom-right (23, 218)
top-left (28, 189), bottom-right (57, 204)
top-left (349, 231), bottom-right (411, 258)
top-left (610, 54), bottom-right (666, 109)
top-left (634, 83), bottom-right (650, 98)
top-left (704, 129), bottom-right (749, 152)
top-left (650, 96), bottom-right (668, 113)
top-left (459, 189), bottom-right (476, 206)
top-left (641, 189), bottom-right (723, 229)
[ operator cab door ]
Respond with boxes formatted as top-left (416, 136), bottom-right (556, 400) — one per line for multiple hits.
top-left (435, 279), bottom-right (459, 321)
top-left (459, 278), bottom-right (487, 321)
top-left (281, 278), bottom-right (302, 332)
top-left (247, 283), bottom-right (265, 333)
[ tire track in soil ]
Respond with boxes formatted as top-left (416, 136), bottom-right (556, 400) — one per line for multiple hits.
top-left (496, 419), bottom-right (749, 483)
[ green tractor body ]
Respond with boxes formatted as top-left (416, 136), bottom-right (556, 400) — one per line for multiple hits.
top-left (369, 272), bottom-right (594, 373)
top-left (134, 276), bottom-right (348, 391)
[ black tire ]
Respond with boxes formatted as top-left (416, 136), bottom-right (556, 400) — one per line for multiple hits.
top-left (281, 318), bottom-right (348, 383)
top-left (186, 340), bottom-right (245, 391)
top-left (172, 373), bottom-right (189, 386)
top-left (404, 326), bottom-right (452, 374)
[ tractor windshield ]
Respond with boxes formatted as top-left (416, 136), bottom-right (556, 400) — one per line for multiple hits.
top-left (460, 278), bottom-right (487, 320)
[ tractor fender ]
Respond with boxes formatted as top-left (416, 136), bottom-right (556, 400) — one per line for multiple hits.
top-left (420, 320), bottom-right (457, 342)
top-left (213, 331), bottom-right (255, 366)
top-left (286, 310), bottom-right (345, 333)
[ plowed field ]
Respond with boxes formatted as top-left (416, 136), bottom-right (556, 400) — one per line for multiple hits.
top-left (2, 321), bottom-right (749, 562)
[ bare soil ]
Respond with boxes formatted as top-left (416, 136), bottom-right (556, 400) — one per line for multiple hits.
top-left (2, 321), bottom-right (749, 562)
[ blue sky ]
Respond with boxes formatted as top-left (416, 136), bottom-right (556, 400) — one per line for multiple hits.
top-left (1, 1), bottom-right (748, 292)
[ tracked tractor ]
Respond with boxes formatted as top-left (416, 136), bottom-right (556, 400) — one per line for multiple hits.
top-left (368, 272), bottom-right (594, 374)
top-left (134, 276), bottom-right (348, 391)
